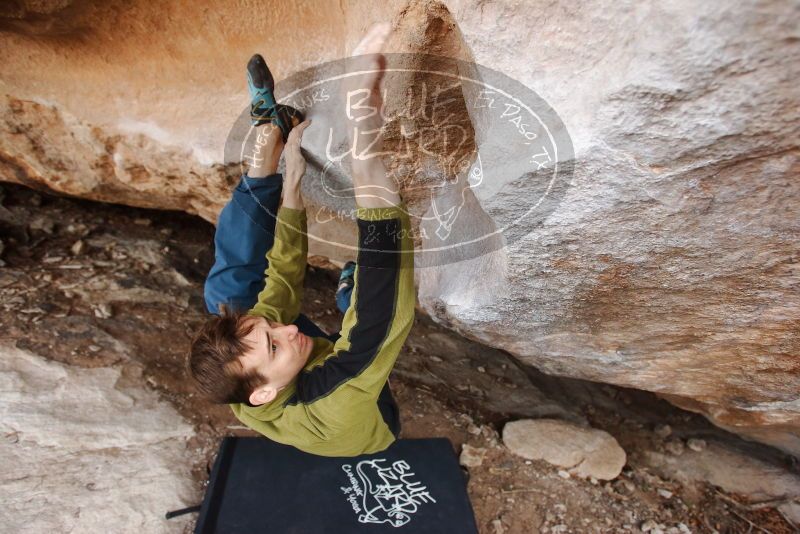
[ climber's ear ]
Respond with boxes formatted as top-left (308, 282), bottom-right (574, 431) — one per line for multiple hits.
top-left (249, 385), bottom-right (277, 406)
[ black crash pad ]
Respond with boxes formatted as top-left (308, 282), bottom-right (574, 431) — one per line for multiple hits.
top-left (195, 437), bottom-right (478, 533)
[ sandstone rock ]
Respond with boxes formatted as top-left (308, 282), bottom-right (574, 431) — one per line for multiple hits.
top-left (641, 520), bottom-right (659, 533)
top-left (70, 239), bottom-right (84, 255)
top-left (503, 419), bottom-right (626, 480)
top-left (654, 424), bottom-right (672, 439)
top-left (459, 444), bottom-right (487, 467)
top-left (657, 489), bottom-right (673, 499)
top-left (642, 520), bottom-right (669, 534)
top-left (0, 0), bottom-right (798, 453)
top-left (643, 442), bottom-right (800, 524)
top-left (686, 438), bottom-right (706, 452)
top-left (419, 0), bottom-right (800, 458)
top-left (613, 478), bottom-right (636, 495)
top-left (64, 223), bottom-right (89, 236)
top-left (0, 344), bottom-right (196, 532)
top-left (28, 216), bottom-right (54, 235)
top-left (664, 440), bottom-right (685, 456)
top-left (92, 302), bottom-right (113, 319)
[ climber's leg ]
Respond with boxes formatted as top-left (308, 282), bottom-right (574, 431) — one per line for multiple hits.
top-left (204, 123), bottom-right (283, 313)
top-left (335, 261), bottom-right (356, 313)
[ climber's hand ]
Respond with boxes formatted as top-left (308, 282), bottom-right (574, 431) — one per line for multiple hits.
top-left (282, 119), bottom-right (311, 210)
top-left (341, 22), bottom-right (400, 209)
top-left (343, 23), bottom-right (389, 145)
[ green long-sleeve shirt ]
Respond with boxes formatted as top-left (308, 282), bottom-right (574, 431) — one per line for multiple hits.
top-left (230, 204), bottom-right (415, 457)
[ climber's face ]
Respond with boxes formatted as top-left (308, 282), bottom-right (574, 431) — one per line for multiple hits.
top-left (238, 316), bottom-right (313, 406)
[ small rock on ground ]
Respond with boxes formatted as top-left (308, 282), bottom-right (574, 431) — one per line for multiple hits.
top-left (459, 444), bottom-right (487, 468)
top-left (502, 419), bottom-right (627, 480)
top-left (686, 438), bottom-right (706, 452)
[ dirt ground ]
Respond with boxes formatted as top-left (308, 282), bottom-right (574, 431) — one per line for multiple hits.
top-left (0, 182), bottom-right (796, 533)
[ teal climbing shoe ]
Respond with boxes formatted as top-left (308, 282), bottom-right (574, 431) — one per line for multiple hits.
top-left (247, 53), bottom-right (304, 142)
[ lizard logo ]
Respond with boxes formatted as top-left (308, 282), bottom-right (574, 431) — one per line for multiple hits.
top-left (340, 458), bottom-right (436, 527)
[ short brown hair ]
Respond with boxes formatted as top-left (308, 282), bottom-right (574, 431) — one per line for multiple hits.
top-left (188, 304), bottom-right (269, 404)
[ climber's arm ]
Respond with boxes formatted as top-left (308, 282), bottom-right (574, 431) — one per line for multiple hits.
top-left (294, 209), bottom-right (413, 438)
top-left (247, 121), bottom-right (311, 324)
top-left (246, 206), bottom-right (307, 324)
top-left (293, 125), bottom-right (413, 431)
top-left (292, 30), bottom-right (414, 432)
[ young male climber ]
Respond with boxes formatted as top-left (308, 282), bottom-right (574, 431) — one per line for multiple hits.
top-left (189, 25), bottom-right (415, 457)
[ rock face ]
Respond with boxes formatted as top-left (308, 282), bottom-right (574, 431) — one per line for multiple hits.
top-left (0, 344), bottom-right (196, 532)
top-left (459, 443), bottom-right (488, 468)
top-left (502, 419), bottom-right (627, 480)
top-left (643, 443), bottom-right (800, 523)
top-left (1, 0), bottom-right (798, 454)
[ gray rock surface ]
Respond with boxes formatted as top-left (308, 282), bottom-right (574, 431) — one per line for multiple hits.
top-left (502, 419), bottom-right (627, 480)
top-left (0, 0), bottom-right (798, 453)
top-left (0, 344), bottom-right (196, 533)
top-left (459, 443), bottom-right (488, 468)
top-left (643, 442), bottom-right (800, 524)
top-left (418, 0), bottom-right (800, 456)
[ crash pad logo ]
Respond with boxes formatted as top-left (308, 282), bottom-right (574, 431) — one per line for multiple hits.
top-left (224, 53), bottom-right (574, 267)
top-left (339, 458), bottom-right (436, 527)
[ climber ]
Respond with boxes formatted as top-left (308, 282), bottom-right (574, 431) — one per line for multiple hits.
top-left (188, 23), bottom-right (415, 456)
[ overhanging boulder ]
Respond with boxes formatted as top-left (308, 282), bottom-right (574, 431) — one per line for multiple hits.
top-left (1, 0), bottom-right (797, 454)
